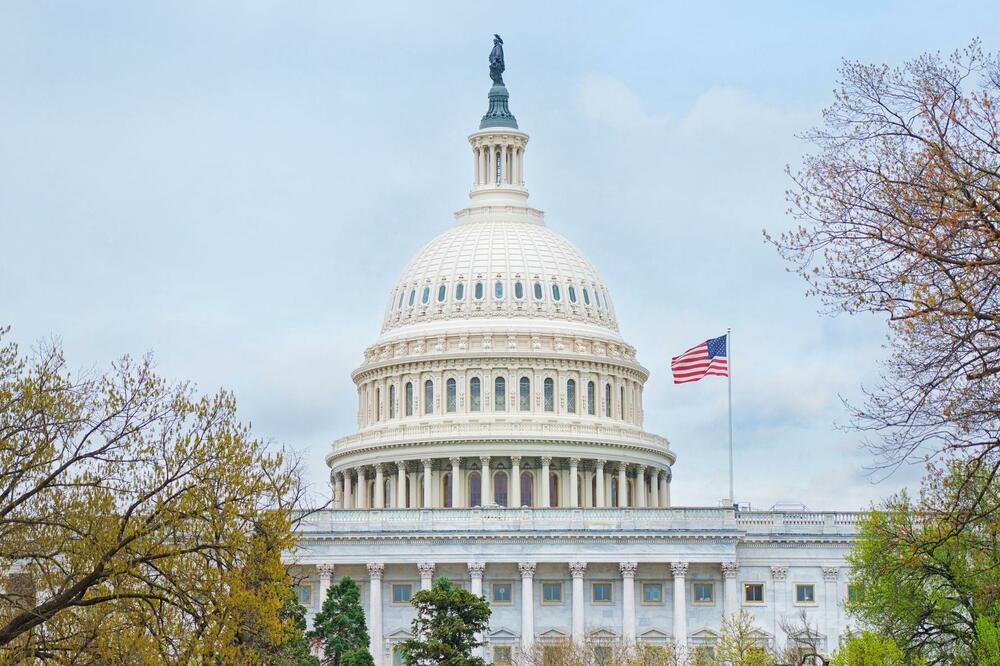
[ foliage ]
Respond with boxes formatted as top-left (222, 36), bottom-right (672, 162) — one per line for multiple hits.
top-left (846, 461), bottom-right (1000, 665)
top-left (830, 631), bottom-right (911, 666)
top-left (0, 328), bottom-right (310, 664)
top-left (249, 587), bottom-right (320, 666)
top-left (397, 577), bottom-right (491, 666)
top-left (715, 610), bottom-right (772, 666)
top-left (767, 42), bottom-right (1000, 478)
top-left (308, 576), bottom-right (373, 666)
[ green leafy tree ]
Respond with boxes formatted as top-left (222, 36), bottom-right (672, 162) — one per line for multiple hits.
top-left (714, 610), bottom-right (772, 666)
top-left (830, 631), bottom-right (913, 666)
top-left (397, 577), bottom-right (491, 666)
top-left (308, 576), bottom-right (374, 666)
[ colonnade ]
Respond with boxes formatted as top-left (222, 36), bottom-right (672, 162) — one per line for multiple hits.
top-left (332, 455), bottom-right (672, 510)
top-left (473, 138), bottom-right (524, 187)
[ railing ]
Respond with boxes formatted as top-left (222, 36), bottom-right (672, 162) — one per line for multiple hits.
top-left (295, 508), bottom-right (861, 536)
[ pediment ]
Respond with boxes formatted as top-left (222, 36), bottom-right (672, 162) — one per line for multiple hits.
top-left (587, 628), bottom-right (619, 640)
top-left (538, 628), bottom-right (569, 642)
top-left (689, 628), bottom-right (720, 640)
top-left (639, 629), bottom-right (669, 642)
top-left (488, 626), bottom-right (518, 640)
top-left (385, 627), bottom-right (412, 640)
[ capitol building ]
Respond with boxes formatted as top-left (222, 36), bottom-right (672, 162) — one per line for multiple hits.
top-left (293, 52), bottom-right (859, 665)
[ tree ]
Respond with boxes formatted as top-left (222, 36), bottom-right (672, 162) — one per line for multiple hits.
top-left (246, 586), bottom-right (320, 666)
top-left (308, 576), bottom-right (374, 666)
top-left (0, 328), bottom-right (311, 664)
top-left (846, 461), bottom-right (999, 664)
top-left (829, 632), bottom-right (912, 666)
top-left (715, 610), bottom-right (772, 666)
top-left (397, 577), bottom-right (491, 666)
top-left (767, 42), bottom-right (1000, 487)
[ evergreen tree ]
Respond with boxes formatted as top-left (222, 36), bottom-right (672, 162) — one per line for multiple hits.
top-left (308, 576), bottom-right (374, 666)
top-left (397, 577), bottom-right (491, 666)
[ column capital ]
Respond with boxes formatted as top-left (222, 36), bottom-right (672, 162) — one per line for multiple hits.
top-left (540, 456), bottom-right (552, 465)
top-left (822, 566), bottom-right (840, 582)
top-left (317, 563), bottom-right (335, 579)
top-left (449, 456), bottom-right (462, 466)
top-left (670, 561), bottom-right (689, 578)
top-left (568, 562), bottom-right (587, 578)
top-left (480, 455), bottom-right (491, 467)
top-left (518, 561), bottom-right (537, 578)
top-left (467, 561), bottom-right (486, 577)
top-left (569, 457), bottom-right (580, 466)
top-left (396, 460), bottom-right (407, 472)
top-left (618, 460), bottom-right (628, 472)
top-left (770, 565), bottom-right (788, 581)
top-left (373, 462), bottom-right (384, 473)
top-left (510, 455), bottom-right (521, 465)
top-left (721, 561), bottom-right (739, 578)
top-left (368, 562), bottom-right (385, 580)
top-left (421, 458), bottom-right (432, 468)
top-left (595, 459), bottom-right (606, 469)
top-left (417, 562), bottom-right (435, 577)
top-left (619, 561), bottom-right (638, 578)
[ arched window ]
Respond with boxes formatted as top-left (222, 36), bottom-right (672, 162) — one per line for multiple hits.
top-left (437, 284), bottom-right (446, 302)
top-left (494, 280), bottom-right (504, 299)
top-left (514, 281), bottom-right (524, 299)
top-left (494, 471), bottom-right (508, 507)
top-left (494, 377), bottom-right (506, 411)
top-left (455, 282), bottom-right (465, 300)
top-left (470, 377), bottom-right (481, 412)
top-left (543, 378), bottom-right (554, 412)
top-left (594, 290), bottom-right (602, 308)
top-left (549, 472), bottom-right (560, 507)
top-left (405, 382), bottom-right (413, 416)
top-left (587, 381), bottom-right (596, 416)
top-left (408, 289), bottom-right (416, 306)
top-left (474, 281), bottom-right (484, 300)
top-left (551, 284), bottom-right (562, 302)
top-left (568, 286), bottom-right (577, 303)
top-left (520, 471), bottom-right (534, 507)
top-left (389, 385), bottom-right (396, 418)
top-left (620, 386), bottom-right (625, 420)
top-left (519, 376), bottom-right (531, 411)
top-left (397, 291), bottom-right (405, 309)
top-left (446, 378), bottom-right (457, 413)
top-left (566, 379), bottom-right (577, 414)
top-left (468, 471), bottom-right (482, 507)
top-left (605, 384), bottom-right (612, 418)
top-left (611, 477), bottom-right (619, 508)
top-left (421, 286), bottom-right (430, 304)
top-left (424, 380), bottom-right (434, 414)
top-left (533, 282), bottom-right (543, 300)
top-left (442, 473), bottom-right (452, 508)
top-left (583, 288), bottom-right (591, 305)
top-left (375, 387), bottom-right (381, 421)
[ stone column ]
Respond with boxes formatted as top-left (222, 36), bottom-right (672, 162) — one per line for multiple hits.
top-left (368, 563), bottom-right (385, 666)
top-left (823, 567), bottom-right (840, 651)
top-left (374, 464), bottom-right (385, 509)
top-left (722, 561), bottom-right (739, 618)
top-left (650, 469), bottom-right (660, 508)
top-left (344, 470), bottom-right (354, 510)
top-left (671, 562), bottom-right (688, 646)
top-left (450, 457), bottom-right (461, 508)
top-left (569, 562), bottom-right (587, 645)
top-left (595, 460), bottom-right (606, 508)
top-left (540, 457), bottom-right (551, 507)
top-left (317, 563), bottom-right (334, 608)
top-left (336, 473), bottom-right (345, 509)
top-left (618, 462), bottom-right (628, 508)
top-left (469, 562), bottom-right (487, 659)
top-left (635, 466), bottom-right (647, 508)
top-left (408, 470), bottom-right (418, 508)
top-left (418, 562), bottom-right (435, 591)
top-left (519, 562), bottom-right (536, 652)
top-left (771, 566), bottom-right (788, 650)
top-left (620, 562), bottom-right (637, 643)
top-left (663, 468), bottom-right (672, 507)
top-left (569, 458), bottom-right (580, 507)
top-left (480, 456), bottom-right (491, 507)
top-left (422, 459), bottom-right (433, 509)
top-left (358, 467), bottom-right (368, 509)
top-left (396, 462), bottom-right (407, 509)
top-left (511, 456), bottom-right (521, 506)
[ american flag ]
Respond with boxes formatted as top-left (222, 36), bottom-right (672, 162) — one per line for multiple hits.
top-left (671, 334), bottom-right (729, 384)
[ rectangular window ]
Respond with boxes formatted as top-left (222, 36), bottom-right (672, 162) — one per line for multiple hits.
top-left (744, 583), bottom-right (764, 604)
top-left (541, 582), bottom-right (563, 604)
top-left (641, 582), bottom-right (663, 604)
top-left (692, 582), bottom-right (714, 604)
top-left (847, 584), bottom-right (863, 603)
top-left (493, 646), bottom-right (512, 665)
top-left (392, 583), bottom-right (413, 604)
top-left (492, 583), bottom-right (512, 605)
top-left (795, 584), bottom-right (816, 604)
top-left (591, 582), bottom-right (612, 604)
top-left (294, 584), bottom-right (312, 607)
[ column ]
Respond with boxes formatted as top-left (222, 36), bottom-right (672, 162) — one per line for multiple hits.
top-left (469, 562), bottom-right (487, 659)
top-left (618, 462), bottom-right (628, 508)
top-left (540, 457), bottom-right (551, 507)
top-left (473, 146), bottom-right (480, 185)
top-left (396, 462), bottom-right (407, 508)
top-left (511, 456), bottom-right (521, 506)
top-left (344, 469), bottom-right (354, 509)
top-left (336, 473), bottom-right (345, 509)
top-left (480, 456), bottom-right (491, 507)
top-left (569, 562), bottom-right (587, 645)
top-left (650, 469), bottom-right (660, 508)
top-left (500, 142), bottom-right (508, 184)
top-left (418, 562), bottom-right (435, 591)
top-left (519, 562), bottom-right (536, 652)
top-left (672, 562), bottom-right (688, 646)
top-left (595, 460), bottom-right (606, 508)
top-left (663, 468), bottom-right (672, 507)
top-left (722, 561), bottom-right (739, 618)
top-left (422, 459), bottom-right (433, 509)
top-left (358, 467), bottom-right (369, 509)
top-left (317, 563), bottom-right (334, 608)
top-left (823, 567), bottom-right (840, 651)
top-left (569, 458), bottom-right (580, 508)
top-left (450, 457), bottom-right (461, 508)
top-left (620, 562), bottom-right (637, 643)
top-left (368, 563), bottom-right (385, 666)
top-left (771, 566), bottom-right (788, 650)
top-left (635, 466), bottom-right (647, 508)
top-left (374, 464), bottom-right (385, 509)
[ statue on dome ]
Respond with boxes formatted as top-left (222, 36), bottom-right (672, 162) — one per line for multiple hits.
top-left (489, 34), bottom-right (505, 86)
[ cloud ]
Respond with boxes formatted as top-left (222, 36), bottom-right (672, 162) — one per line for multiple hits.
top-left (576, 74), bottom-right (670, 134)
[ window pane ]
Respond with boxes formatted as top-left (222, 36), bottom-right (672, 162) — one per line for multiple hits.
top-left (424, 380), bottom-right (433, 414)
top-left (543, 378), bottom-right (554, 412)
top-left (643, 583), bottom-right (662, 603)
top-left (393, 584), bottom-right (412, 603)
top-left (519, 376), bottom-right (530, 411)
top-left (549, 472), bottom-right (559, 508)
top-left (494, 471), bottom-right (508, 506)
top-left (470, 377), bottom-right (481, 411)
top-left (494, 377), bottom-right (506, 411)
top-left (514, 281), bottom-right (524, 299)
top-left (437, 285), bottom-right (446, 302)
top-left (568, 286), bottom-right (577, 303)
top-left (543, 583), bottom-right (562, 602)
top-left (567, 379), bottom-right (576, 414)
top-left (442, 473), bottom-right (452, 508)
top-left (492, 583), bottom-right (511, 602)
top-left (446, 378), bottom-right (457, 413)
top-left (389, 385), bottom-right (396, 418)
top-left (594, 290), bottom-right (602, 307)
top-left (533, 282), bottom-right (543, 300)
top-left (604, 384), bottom-right (612, 417)
top-left (796, 585), bottom-right (815, 603)
top-left (408, 289), bottom-right (415, 306)
top-left (397, 291), bottom-right (404, 309)
top-left (551, 284), bottom-right (561, 301)
top-left (474, 281), bottom-right (484, 299)
top-left (593, 583), bottom-right (611, 602)
top-left (694, 583), bottom-right (714, 602)
top-left (494, 280), bottom-right (503, 299)
top-left (405, 382), bottom-right (413, 416)
top-left (520, 471), bottom-right (533, 507)
top-left (587, 381), bottom-right (595, 415)
top-left (469, 471), bottom-right (481, 507)
top-left (583, 288), bottom-right (591, 305)
top-left (456, 282), bottom-right (465, 300)
top-left (421, 286), bottom-right (430, 304)
top-left (294, 585), bottom-right (311, 605)
top-left (745, 584), bottom-right (764, 603)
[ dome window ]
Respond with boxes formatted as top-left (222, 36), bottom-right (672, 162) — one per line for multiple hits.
top-left (437, 285), bottom-right (447, 303)
top-left (405, 382), bottom-right (414, 416)
top-left (519, 376), bottom-right (531, 411)
top-left (455, 282), bottom-right (465, 301)
top-left (587, 381), bottom-right (596, 415)
top-left (551, 284), bottom-right (562, 302)
top-left (446, 378), bottom-right (457, 413)
top-left (421, 287), bottom-right (430, 305)
top-left (408, 289), bottom-right (416, 307)
top-left (474, 281), bottom-right (484, 300)
top-left (568, 286), bottom-right (577, 303)
top-left (543, 378), bottom-right (554, 412)
top-left (397, 292), bottom-right (405, 310)
top-left (423, 380), bottom-right (434, 414)
top-left (567, 379), bottom-right (577, 414)
top-left (583, 288), bottom-right (591, 306)
top-left (533, 282), bottom-right (543, 300)
top-left (494, 280), bottom-right (504, 299)
top-left (494, 377), bottom-right (506, 411)
top-left (470, 377), bottom-right (481, 412)
top-left (594, 290), bottom-right (602, 308)
top-left (514, 281), bottom-right (524, 299)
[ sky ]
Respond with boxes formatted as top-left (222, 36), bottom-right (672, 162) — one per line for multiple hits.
top-left (2, 1), bottom-right (995, 510)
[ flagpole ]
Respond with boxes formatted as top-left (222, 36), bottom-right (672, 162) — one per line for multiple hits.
top-left (727, 327), bottom-right (734, 507)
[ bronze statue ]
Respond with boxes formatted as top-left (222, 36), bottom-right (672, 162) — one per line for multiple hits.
top-left (489, 34), bottom-right (505, 86)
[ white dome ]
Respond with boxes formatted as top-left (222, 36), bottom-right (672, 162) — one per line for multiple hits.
top-left (380, 219), bottom-right (618, 340)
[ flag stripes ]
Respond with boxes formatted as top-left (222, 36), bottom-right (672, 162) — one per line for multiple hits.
top-left (671, 335), bottom-right (729, 384)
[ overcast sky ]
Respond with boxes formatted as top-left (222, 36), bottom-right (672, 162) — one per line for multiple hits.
top-left (2, 1), bottom-right (995, 510)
